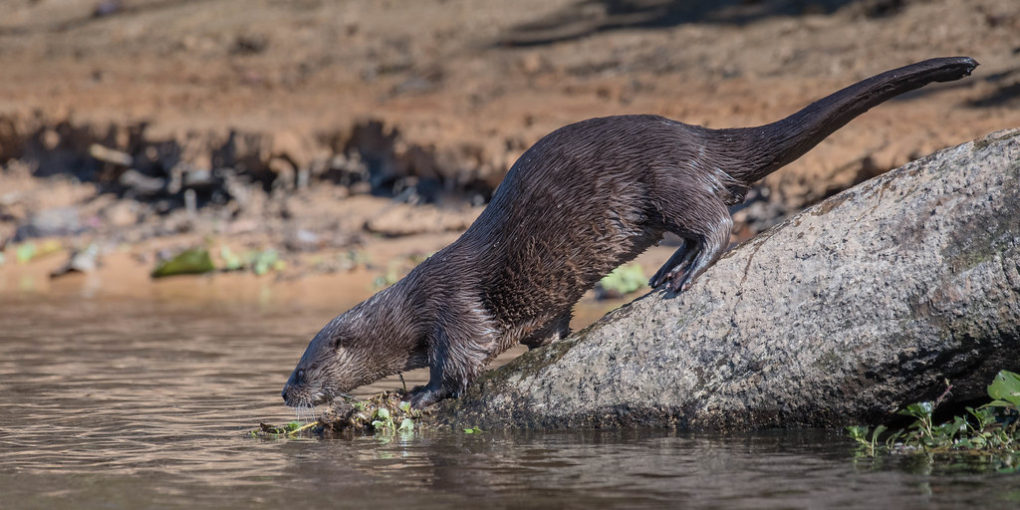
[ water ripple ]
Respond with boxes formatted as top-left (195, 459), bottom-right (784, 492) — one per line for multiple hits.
top-left (1, 297), bottom-right (1019, 509)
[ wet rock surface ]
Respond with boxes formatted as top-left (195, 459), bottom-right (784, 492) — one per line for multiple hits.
top-left (436, 130), bottom-right (1020, 431)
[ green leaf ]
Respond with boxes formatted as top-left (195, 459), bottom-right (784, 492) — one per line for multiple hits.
top-left (983, 399), bottom-right (1018, 409)
top-left (987, 370), bottom-right (1020, 408)
top-left (966, 406), bottom-right (996, 429)
top-left (151, 248), bottom-right (216, 277)
top-left (397, 418), bottom-right (414, 432)
top-left (871, 424), bottom-right (888, 444)
top-left (220, 246), bottom-right (242, 271)
top-left (374, 408), bottom-right (391, 420)
top-left (846, 425), bottom-right (868, 441)
top-left (884, 429), bottom-right (905, 448)
top-left (897, 401), bottom-right (933, 420)
top-left (16, 243), bottom-right (36, 263)
top-left (933, 418), bottom-right (967, 441)
top-left (251, 249), bottom-right (280, 276)
top-left (399, 401), bottom-right (412, 413)
top-left (598, 264), bottom-right (647, 296)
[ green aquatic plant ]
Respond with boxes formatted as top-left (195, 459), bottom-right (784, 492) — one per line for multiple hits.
top-left (848, 370), bottom-right (1020, 457)
top-left (847, 424), bottom-right (888, 457)
top-left (370, 401), bottom-right (421, 439)
top-left (251, 393), bottom-right (427, 439)
top-left (371, 407), bottom-right (394, 432)
top-left (219, 246), bottom-right (243, 271)
top-left (14, 240), bottom-right (62, 264)
top-left (596, 263), bottom-right (646, 299)
top-left (987, 370), bottom-right (1020, 411)
top-left (213, 246), bottom-right (287, 275)
top-left (151, 248), bottom-right (216, 277)
top-left (898, 401), bottom-right (937, 445)
top-left (251, 420), bottom-right (320, 439)
top-left (250, 249), bottom-right (284, 276)
top-left (15, 243), bottom-right (34, 263)
top-left (398, 418), bottom-right (415, 433)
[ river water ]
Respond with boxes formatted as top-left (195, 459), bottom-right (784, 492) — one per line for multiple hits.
top-left (1, 294), bottom-right (1018, 509)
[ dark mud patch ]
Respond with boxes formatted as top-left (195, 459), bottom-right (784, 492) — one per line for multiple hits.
top-left (1, 113), bottom-right (497, 212)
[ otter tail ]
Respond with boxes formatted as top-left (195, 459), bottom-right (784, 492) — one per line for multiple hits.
top-left (714, 56), bottom-right (978, 184)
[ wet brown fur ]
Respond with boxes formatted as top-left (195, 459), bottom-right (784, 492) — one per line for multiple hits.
top-left (283, 57), bottom-right (977, 408)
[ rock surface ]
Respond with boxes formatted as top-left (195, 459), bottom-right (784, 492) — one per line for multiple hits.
top-left (436, 130), bottom-right (1020, 431)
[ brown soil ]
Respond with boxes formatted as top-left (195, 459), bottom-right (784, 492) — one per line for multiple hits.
top-left (1, 0), bottom-right (1018, 308)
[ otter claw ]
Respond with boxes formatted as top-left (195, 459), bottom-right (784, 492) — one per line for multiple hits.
top-left (650, 264), bottom-right (693, 293)
top-left (663, 269), bottom-right (693, 293)
top-left (667, 273), bottom-right (693, 293)
top-left (651, 244), bottom-right (697, 291)
top-left (409, 386), bottom-right (447, 408)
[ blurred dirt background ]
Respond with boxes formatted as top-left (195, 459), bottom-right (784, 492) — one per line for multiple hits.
top-left (0, 0), bottom-right (1018, 310)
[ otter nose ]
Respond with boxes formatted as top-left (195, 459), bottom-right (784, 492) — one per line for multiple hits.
top-left (282, 369), bottom-right (306, 403)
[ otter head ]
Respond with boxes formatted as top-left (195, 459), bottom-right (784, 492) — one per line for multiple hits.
top-left (281, 289), bottom-right (427, 408)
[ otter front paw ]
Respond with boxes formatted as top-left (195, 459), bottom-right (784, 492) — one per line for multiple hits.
top-left (409, 386), bottom-right (450, 408)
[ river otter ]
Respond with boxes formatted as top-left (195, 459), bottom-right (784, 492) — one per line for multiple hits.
top-left (283, 57), bottom-right (978, 408)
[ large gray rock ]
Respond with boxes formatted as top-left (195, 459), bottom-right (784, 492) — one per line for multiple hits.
top-left (436, 129), bottom-right (1020, 430)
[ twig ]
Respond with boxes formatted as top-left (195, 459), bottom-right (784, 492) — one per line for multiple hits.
top-left (288, 421), bottom-right (320, 436)
top-left (935, 379), bottom-right (954, 407)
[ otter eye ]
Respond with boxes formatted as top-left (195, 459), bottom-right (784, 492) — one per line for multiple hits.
top-left (295, 369), bottom-right (306, 384)
top-left (333, 337), bottom-right (343, 350)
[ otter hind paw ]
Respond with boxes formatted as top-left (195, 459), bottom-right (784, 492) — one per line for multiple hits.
top-left (409, 385), bottom-right (450, 408)
top-left (651, 260), bottom-right (696, 293)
